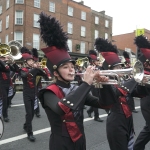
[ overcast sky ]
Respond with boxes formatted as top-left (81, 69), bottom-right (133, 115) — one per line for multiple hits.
top-left (74, 0), bottom-right (150, 35)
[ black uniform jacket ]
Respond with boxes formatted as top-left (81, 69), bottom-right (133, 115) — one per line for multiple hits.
top-left (38, 80), bottom-right (117, 142)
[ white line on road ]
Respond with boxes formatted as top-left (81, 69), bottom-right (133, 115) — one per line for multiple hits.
top-left (0, 106), bottom-right (141, 145)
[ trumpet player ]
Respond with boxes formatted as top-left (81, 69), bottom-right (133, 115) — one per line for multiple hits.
top-left (133, 35), bottom-right (150, 150)
top-left (95, 37), bottom-right (150, 150)
top-left (19, 47), bottom-right (48, 142)
top-left (38, 12), bottom-right (116, 150)
top-left (87, 50), bottom-right (104, 122)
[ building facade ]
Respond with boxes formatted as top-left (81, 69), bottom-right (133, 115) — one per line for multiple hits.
top-left (0, 0), bottom-right (113, 57)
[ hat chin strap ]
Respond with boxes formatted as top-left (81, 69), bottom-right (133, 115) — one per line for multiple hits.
top-left (56, 70), bottom-right (70, 83)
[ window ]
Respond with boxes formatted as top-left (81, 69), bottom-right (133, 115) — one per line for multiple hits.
top-left (68, 6), bottom-right (73, 16)
top-left (49, 2), bottom-right (55, 12)
top-left (5, 35), bottom-right (9, 44)
top-left (0, 6), bottom-right (2, 14)
top-left (15, 0), bottom-right (24, 4)
top-left (33, 14), bottom-right (39, 28)
top-left (95, 16), bottom-right (99, 24)
top-left (105, 33), bottom-right (108, 39)
top-left (34, 0), bottom-right (40, 8)
top-left (81, 26), bottom-right (86, 37)
top-left (0, 20), bottom-right (2, 32)
top-left (68, 22), bottom-right (73, 34)
top-left (33, 34), bottom-right (40, 49)
top-left (81, 11), bottom-right (86, 20)
top-left (95, 30), bottom-right (99, 39)
top-left (80, 42), bottom-right (85, 54)
top-left (67, 39), bottom-right (72, 52)
top-left (0, 38), bottom-right (1, 43)
top-left (14, 32), bottom-right (23, 44)
top-left (105, 20), bottom-right (109, 28)
top-left (15, 11), bottom-right (23, 25)
top-left (6, 15), bottom-right (9, 28)
top-left (6, 0), bottom-right (9, 9)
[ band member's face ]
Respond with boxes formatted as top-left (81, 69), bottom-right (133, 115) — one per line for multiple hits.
top-left (144, 62), bottom-right (150, 69)
top-left (93, 60), bottom-right (99, 66)
top-left (0, 56), bottom-right (6, 61)
top-left (55, 62), bottom-right (75, 81)
top-left (27, 59), bottom-right (34, 66)
top-left (112, 64), bottom-right (122, 77)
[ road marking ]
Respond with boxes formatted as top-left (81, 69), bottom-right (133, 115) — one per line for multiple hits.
top-left (0, 106), bottom-right (141, 145)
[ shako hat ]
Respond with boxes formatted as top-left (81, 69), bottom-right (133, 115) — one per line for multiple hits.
top-left (38, 12), bottom-right (75, 76)
top-left (94, 38), bottom-right (124, 69)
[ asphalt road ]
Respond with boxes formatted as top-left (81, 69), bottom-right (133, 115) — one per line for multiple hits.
top-left (0, 92), bottom-right (150, 150)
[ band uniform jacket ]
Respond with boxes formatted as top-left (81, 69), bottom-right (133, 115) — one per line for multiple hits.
top-left (38, 80), bottom-right (117, 150)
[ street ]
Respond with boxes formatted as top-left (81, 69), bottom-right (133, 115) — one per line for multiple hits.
top-left (0, 92), bottom-right (150, 150)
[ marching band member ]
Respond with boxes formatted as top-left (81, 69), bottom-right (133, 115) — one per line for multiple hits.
top-left (38, 12), bottom-right (116, 150)
top-left (123, 51), bottom-right (138, 113)
top-left (87, 50), bottom-right (103, 122)
top-left (19, 47), bottom-right (48, 142)
top-left (95, 37), bottom-right (150, 150)
top-left (133, 35), bottom-right (150, 150)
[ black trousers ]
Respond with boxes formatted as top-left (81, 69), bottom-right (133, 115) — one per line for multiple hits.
top-left (23, 91), bottom-right (35, 136)
top-left (134, 97), bottom-right (150, 150)
top-left (49, 133), bottom-right (86, 150)
top-left (87, 106), bottom-right (99, 118)
top-left (0, 85), bottom-right (9, 118)
top-left (133, 125), bottom-right (150, 150)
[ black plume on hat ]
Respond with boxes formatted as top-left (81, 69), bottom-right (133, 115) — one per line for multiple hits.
top-left (38, 12), bottom-right (68, 50)
top-left (32, 48), bottom-right (38, 58)
top-left (134, 35), bottom-right (150, 48)
top-left (20, 47), bottom-right (32, 54)
top-left (95, 38), bottom-right (118, 53)
top-left (123, 51), bottom-right (130, 59)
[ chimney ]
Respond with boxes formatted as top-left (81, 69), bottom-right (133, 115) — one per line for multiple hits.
top-left (79, 0), bottom-right (84, 5)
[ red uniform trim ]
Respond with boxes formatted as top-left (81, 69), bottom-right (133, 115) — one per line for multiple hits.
top-left (117, 87), bottom-right (132, 118)
top-left (46, 84), bottom-right (82, 142)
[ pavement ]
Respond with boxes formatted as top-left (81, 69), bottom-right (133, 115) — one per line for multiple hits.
top-left (0, 93), bottom-right (150, 150)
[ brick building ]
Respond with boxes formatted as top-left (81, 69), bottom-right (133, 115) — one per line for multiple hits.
top-left (112, 29), bottom-right (150, 54)
top-left (0, 0), bottom-right (112, 58)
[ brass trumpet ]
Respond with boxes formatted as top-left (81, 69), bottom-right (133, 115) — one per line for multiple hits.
top-left (39, 58), bottom-right (47, 68)
top-left (75, 61), bottom-right (144, 85)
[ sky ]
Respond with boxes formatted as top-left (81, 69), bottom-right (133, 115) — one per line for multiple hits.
top-left (74, 0), bottom-right (150, 35)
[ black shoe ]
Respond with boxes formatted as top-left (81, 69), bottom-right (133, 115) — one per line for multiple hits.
top-left (4, 117), bottom-right (9, 122)
top-left (36, 113), bottom-right (41, 118)
top-left (84, 106), bottom-right (87, 109)
top-left (87, 111), bottom-right (92, 118)
top-left (132, 110), bottom-right (138, 113)
top-left (28, 135), bottom-right (36, 142)
top-left (94, 118), bottom-right (103, 122)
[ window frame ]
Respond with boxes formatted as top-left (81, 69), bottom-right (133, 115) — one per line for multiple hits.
top-left (14, 31), bottom-right (23, 44)
top-left (67, 39), bottom-right (72, 52)
top-left (105, 20), bottom-right (109, 28)
top-left (33, 34), bottom-right (40, 50)
top-left (81, 11), bottom-right (86, 20)
top-left (95, 30), bottom-right (99, 39)
top-left (0, 6), bottom-right (2, 14)
top-left (80, 41), bottom-right (85, 54)
top-left (81, 26), bottom-right (86, 37)
top-left (95, 16), bottom-right (99, 25)
top-left (6, 15), bottom-right (9, 29)
top-left (34, 0), bottom-right (40, 8)
top-left (105, 33), bottom-right (108, 39)
top-left (15, 10), bottom-right (23, 25)
top-left (33, 14), bottom-right (40, 28)
top-left (68, 6), bottom-right (73, 16)
top-left (5, 35), bottom-right (9, 44)
top-left (6, 0), bottom-right (10, 9)
top-left (0, 20), bottom-right (2, 32)
top-left (15, 0), bottom-right (24, 4)
top-left (67, 22), bottom-right (73, 34)
top-left (49, 2), bottom-right (55, 13)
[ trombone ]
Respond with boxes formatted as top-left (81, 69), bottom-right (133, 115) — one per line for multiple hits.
top-left (75, 61), bottom-right (144, 85)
